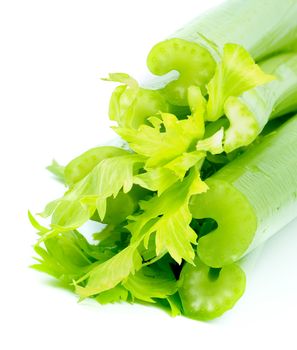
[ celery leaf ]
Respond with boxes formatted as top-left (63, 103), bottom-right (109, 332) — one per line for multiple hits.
top-left (116, 112), bottom-right (205, 169)
top-left (128, 169), bottom-right (208, 264)
top-left (75, 243), bottom-right (142, 298)
top-left (206, 43), bottom-right (274, 121)
top-left (123, 264), bottom-right (177, 303)
top-left (106, 73), bottom-right (168, 129)
top-left (46, 160), bottom-right (65, 184)
top-left (41, 153), bottom-right (144, 231)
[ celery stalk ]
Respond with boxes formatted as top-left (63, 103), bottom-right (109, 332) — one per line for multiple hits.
top-left (147, 38), bottom-right (216, 106)
top-left (224, 53), bottom-right (297, 152)
top-left (172, 0), bottom-right (297, 60)
top-left (190, 115), bottom-right (297, 267)
top-left (31, 0), bottom-right (297, 320)
top-left (178, 247), bottom-right (263, 320)
top-left (178, 257), bottom-right (246, 320)
top-left (147, 0), bottom-right (297, 105)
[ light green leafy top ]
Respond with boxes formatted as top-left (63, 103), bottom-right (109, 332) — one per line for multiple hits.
top-left (206, 43), bottom-right (274, 121)
top-left (40, 152), bottom-right (145, 233)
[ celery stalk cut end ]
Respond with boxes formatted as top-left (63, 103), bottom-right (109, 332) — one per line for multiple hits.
top-left (147, 38), bottom-right (216, 106)
top-left (178, 258), bottom-right (246, 320)
top-left (190, 179), bottom-right (257, 267)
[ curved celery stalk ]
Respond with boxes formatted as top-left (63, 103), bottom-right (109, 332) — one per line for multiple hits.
top-left (147, 38), bottom-right (216, 106)
top-left (224, 53), bottom-right (297, 152)
top-left (178, 246), bottom-right (263, 320)
top-left (178, 257), bottom-right (246, 320)
top-left (190, 115), bottom-right (297, 267)
top-left (147, 0), bottom-right (297, 105)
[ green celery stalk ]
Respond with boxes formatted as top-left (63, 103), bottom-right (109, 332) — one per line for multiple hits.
top-left (224, 53), bottom-right (297, 152)
top-left (147, 0), bottom-right (297, 105)
top-left (178, 246), bottom-right (263, 320)
top-left (31, 0), bottom-right (297, 320)
top-left (190, 115), bottom-right (297, 268)
top-left (178, 257), bottom-right (246, 320)
top-left (172, 0), bottom-right (297, 60)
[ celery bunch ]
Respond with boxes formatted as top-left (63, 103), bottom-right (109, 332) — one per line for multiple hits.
top-left (30, 0), bottom-right (297, 320)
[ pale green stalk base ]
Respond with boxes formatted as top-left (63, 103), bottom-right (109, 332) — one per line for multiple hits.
top-left (172, 0), bottom-right (297, 60)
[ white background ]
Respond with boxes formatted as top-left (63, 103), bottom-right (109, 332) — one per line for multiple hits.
top-left (1, 0), bottom-right (297, 349)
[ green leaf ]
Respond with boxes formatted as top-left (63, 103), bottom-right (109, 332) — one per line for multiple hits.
top-left (39, 199), bottom-right (61, 218)
top-left (133, 167), bottom-right (179, 195)
top-left (196, 128), bottom-right (224, 154)
top-left (32, 231), bottom-right (97, 284)
top-left (51, 201), bottom-right (94, 231)
top-left (105, 73), bottom-right (139, 128)
top-left (75, 243), bottom-right (142, 298)
top-left (70, 170), bottom-right (207, 299)
top-left (164, 151), bottom-right (205, 179)
top-left (206, 43), bottom-right (274, 121)
top-left (94, 225), bottom-right (132, 257)
top-left (123, 264), bottom-right (177, 303)
top-left (64, 146), bottom-right (128, 186)
top-left (46, 160), bottom-right (65, 184)
top-left (41, 153), bottom-right (144, 231)
top-left (166, 294), bottom-right (183, 317)
top-left (116, 112), bottom-right (205, 169)
top-left (28, 211), bottom-right (49, 235)
top-left (96, 285), bottom-right (129, 305)
top-left (102, 72), bottom-right (139, 89)
top-left (152, 203), bottom-right (198, 264)
top-left (129, 169), bottom-right (208, 264)
top-left (106, 73), bottom-right (168, 129)
top-left (187, 85), bottom-right (206, 139)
